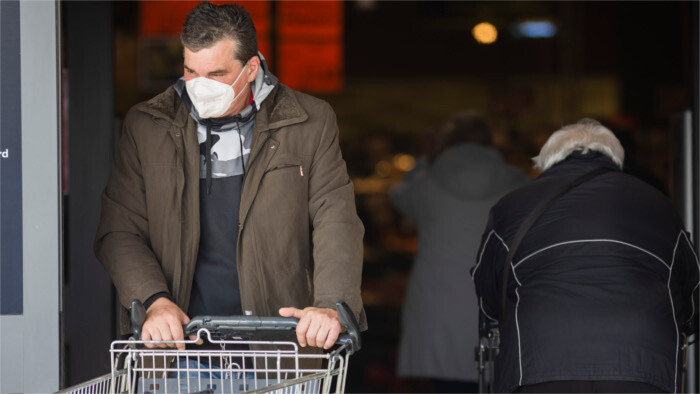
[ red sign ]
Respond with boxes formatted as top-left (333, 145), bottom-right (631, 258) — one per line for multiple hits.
top-left (137, 1), bottom-right (343, 93)
top-left (277, 2), bottom-right (344, 93)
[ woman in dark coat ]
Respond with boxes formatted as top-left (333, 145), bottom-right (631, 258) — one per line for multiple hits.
top-left (393, 112), bottom-right (528, 390)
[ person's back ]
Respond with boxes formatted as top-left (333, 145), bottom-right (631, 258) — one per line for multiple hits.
top-left (473, 119), bottom-right (699, 393)
top-left (393, 112), bottom-right (528, 390)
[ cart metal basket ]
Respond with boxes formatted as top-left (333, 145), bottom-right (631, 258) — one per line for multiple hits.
top-left (60, 301), bottom-right (361, 394)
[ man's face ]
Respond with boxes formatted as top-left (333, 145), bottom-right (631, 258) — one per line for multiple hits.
top-left (183, 38), bottom-right (258, 118)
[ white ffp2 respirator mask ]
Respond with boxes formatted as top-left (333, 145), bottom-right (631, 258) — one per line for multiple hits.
top-left (185, 63), bottom-right (248, 119)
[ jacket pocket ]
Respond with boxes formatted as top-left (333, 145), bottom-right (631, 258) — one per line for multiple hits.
top-left (264, 164), bottom-right (302, 177)
top-left (254, 160), bottom-right (309, 279)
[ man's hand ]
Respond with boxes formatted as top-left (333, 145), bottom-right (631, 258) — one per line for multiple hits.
top-left (279, 307), bottom-right (345, 349)
top-left (142, 297), bottom-right (190, 350)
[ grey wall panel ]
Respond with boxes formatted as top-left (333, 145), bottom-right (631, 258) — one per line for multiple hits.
top-left (1, 0), bottom-right (62, 392)
top-left (0, 316), bottom-right (24, 392)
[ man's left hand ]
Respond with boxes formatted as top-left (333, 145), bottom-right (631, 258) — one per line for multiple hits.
top-left (279, 307), bottom-right (345, 349)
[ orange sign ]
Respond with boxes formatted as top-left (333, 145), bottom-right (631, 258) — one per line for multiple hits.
top-left (138, 1), bottom-right (343, 92)
top-left (277, 2), bottom-right (344, 93)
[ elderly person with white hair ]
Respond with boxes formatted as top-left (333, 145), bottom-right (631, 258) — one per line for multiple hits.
top-left (472, 119), bottom-right (699, 393)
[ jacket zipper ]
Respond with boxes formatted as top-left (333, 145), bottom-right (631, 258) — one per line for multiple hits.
top-left (237, 130), bottom-right (273, 316)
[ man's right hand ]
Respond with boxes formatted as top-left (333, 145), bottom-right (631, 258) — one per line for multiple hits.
top-left (142, 297), bottom-right (190, 350)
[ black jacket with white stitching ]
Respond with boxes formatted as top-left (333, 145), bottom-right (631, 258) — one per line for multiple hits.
top-left (472, 151), bottom-right (699, 393)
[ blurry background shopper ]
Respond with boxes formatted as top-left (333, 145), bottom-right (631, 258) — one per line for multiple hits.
top-left (391, 111), bottom-right (529, 392)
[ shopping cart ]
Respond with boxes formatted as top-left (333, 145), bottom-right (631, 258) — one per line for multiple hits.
top-left (60, 300), bottom-right (361, 394)
top-left (475, 312), bottom-right (499, 394)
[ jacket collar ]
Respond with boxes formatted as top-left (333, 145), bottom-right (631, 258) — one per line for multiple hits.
top-left (137, 83), bottom-right (308, 132)
top-left (538, 151), bottom-right (621, 179)
top-left (254, 84), bottom-right (308, 132)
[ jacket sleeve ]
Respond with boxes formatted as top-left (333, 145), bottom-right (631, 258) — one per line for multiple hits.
top-left (307, 103), bottom-right (366, 329)
top-left (94, 109), bottom-right (170, 310)
top-left (472, 211), bottom-right (510, 322)
top-left (676, 231), bottom-right (700, 335)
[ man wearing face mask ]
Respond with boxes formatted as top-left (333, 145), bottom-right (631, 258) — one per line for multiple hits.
top-left (95, 2), bottom-right (366, 351)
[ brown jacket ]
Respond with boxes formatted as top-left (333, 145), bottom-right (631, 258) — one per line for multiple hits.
top-left (95, 84), bottom-right (366, 334)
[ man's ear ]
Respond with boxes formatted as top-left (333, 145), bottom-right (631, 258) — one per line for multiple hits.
top-left (246, 56), bottom-right (261, 83)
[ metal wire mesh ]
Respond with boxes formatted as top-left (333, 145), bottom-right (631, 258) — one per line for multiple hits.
top-left (61, 332), bottom-right (350, 394)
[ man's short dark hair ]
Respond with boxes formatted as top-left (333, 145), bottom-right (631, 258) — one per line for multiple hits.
top-left (181, 1), bottom-right (258, 63)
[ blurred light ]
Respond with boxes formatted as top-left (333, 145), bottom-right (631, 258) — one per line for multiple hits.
top-left (355, 0), bottom-right (377, 11)
top-left (472, 22), bottom-right (498, 45)
top-left (393, 154), bottom-right (416, 172)
top-left (375, 160), bottom-right (393, 178)
top-left (513, 21), bottom-right (557, 38)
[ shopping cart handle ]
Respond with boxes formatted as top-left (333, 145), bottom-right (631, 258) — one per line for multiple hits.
top-left (478, 311), bottom-right (499, 337)
top-left (129, 300), bottom-right (362, 354)
top-left (183, 316), bottom-right (299, 336)
top-left (130, 299), bottom-right (147, 340)
top-left (335, 301), bottom-right (362, 355)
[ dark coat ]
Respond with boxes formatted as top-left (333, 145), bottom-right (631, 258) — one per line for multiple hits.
top-left (472, 152), bottom-right (699, 393)
top-left (392, 144), bottom-right (528, 381)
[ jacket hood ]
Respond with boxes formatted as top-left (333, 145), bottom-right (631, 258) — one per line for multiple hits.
top-left (429, 144), bottom-right (528, 200)
top-left (173, 52), bottom-right (278, 129)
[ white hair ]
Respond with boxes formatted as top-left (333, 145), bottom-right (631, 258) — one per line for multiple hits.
top-left (533, 119), bottom-right (624, 172)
